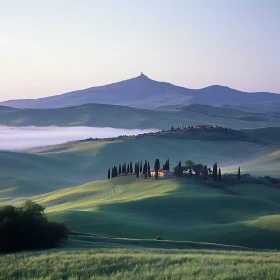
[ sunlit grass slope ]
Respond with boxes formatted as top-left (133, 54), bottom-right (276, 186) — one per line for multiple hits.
top-left (1, 129), bottom-right (279, 198)
top-left (10, 176), bottom-right (280, 249)
top-left (1, 248), bottom-right (280, 280)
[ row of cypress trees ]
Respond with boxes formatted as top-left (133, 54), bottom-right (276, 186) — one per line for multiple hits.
top-left (108, 158), bottom-right (171, 180)
top-left (108, 160), bottom-right (152, 179)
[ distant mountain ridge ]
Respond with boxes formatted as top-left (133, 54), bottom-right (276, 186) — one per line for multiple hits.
top-left (0, 103), bottom-right (279, 130)
top-left (1, 73), bottom-right (280, 109)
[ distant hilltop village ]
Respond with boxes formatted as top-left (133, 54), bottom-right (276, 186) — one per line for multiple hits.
top-left (170, 124), bottom-right (228, 131)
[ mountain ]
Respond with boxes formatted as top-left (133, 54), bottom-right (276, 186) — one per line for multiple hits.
top-left (1, 103), bottom-right (280, 129)
top-left (1, 74), bottom-right (280, 109)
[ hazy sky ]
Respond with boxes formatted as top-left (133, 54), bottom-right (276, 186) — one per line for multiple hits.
top-left (0, 0), bottom-right (279, 101)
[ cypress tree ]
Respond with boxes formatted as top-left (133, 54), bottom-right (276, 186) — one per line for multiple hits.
top-left (163, 159), bottom-right (170, 171)
top-left (213, 162), bottom-right (218, 181)
top-left (130, 162), bottom-right (133, 174)
top-left (136, 163), bottom-right (139, 178)
top-left (178, 161), bottom-right (182, 175)
top-left (143, 160), bottom-right (147, 178)
top-left (114, 166), bottom-right (117, 178)
top-left (203, 165), bottom-right (208, 180)
top-left (134, 162), bottom-right (137, 174)
top-left (143, 160), bottom-right (147, 174)
top-left (218, 168), bottom-right (222, 181)
top-left (108, 168), bottom-right (111, 179)
top-left (148, 162), bottom-right (151, 178)
top-left (238, 167), bottom-right (241, 180)
top-left (127, 163), bottom-right (129, 174)
top-left (167, 159), bottom-right (170, 171)
top-left (140, 161), bottom-right (143, 173)
top-left (154, 159), bottom-right (160, 180)
top-left (119, 164), bottom-right (122, 175)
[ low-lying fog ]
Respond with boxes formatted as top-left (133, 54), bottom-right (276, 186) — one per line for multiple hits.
top-left (0, 126), bottom-right (158, 150)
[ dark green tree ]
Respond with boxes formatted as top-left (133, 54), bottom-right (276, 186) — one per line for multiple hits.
top-left (127, 163), bottom-right (129, 174)
top-left (218, 168), bottom-right (222, 181)
top-left (203, 165), bottom-right (208, 180)
top-left (130, 162), bottom-right (133, 174)
top-left (140, 161), bottom-right (143, 173)
top-left (0, 200), bottom-right (68, 252)
top-left (148, 162), bottom-right (151, 178)
top-left (174, 161), bottom-right (182, 175)
top-left (142, 160), bottom-right (147, 176)
top-left (108, 168), bottom-right (110, 179)
top-left (119, 164), bottom-right (122, 175)
top-left (238, 167), bottom-right (241, 180)
top-left (213, 162), bottom-right (218, 181)
top-left (136, 163), bottom-right (139, 178)
top-left (193, 164), bottom-right (204, 176)
top-left (185, 160), bottom-right (194, 176)
top-left (178, 161), bottom-right (182, 175)
top-left (154, 159), bottom-right (160, 180)
top-left (163, 159), bottom-right (170, 171)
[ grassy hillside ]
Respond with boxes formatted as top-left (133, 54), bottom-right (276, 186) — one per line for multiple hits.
top-left (1, 129), bottom-right (279, 198)
top-left (1, 247), bottom-right (280, 280)
top-left (1, 103), bottom-right (280, 129)
top-left (7, 176), bottom-right (280, 249)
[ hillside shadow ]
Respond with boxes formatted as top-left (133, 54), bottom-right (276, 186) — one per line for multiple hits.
top-left (51, 178), bottom-right (280, 250)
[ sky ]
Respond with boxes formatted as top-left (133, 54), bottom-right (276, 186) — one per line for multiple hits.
top-left (0, 0), bottom-right (279, 101)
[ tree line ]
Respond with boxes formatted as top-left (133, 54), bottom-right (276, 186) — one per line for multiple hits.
top-left (174, 160), bottom-right (241, 182)
top-left (107, 159), bottom-right (171, 180)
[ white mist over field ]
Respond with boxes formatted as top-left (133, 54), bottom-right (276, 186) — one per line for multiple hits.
top-left (0, 126), bottom-right (158, 150)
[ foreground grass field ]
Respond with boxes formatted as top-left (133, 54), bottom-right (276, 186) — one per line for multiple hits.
top-left (1, 246), bottom-right (280, 280)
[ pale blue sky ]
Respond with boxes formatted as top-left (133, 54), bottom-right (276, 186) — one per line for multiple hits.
top-left (0, 0), bottom-right (279, 101)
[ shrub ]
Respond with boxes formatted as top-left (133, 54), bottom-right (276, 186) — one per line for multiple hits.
top-left (0, 200), bottom-right (68, 253)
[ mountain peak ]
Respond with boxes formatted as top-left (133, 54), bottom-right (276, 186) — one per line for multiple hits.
top-left (138, 72), bottom-right (150, 80)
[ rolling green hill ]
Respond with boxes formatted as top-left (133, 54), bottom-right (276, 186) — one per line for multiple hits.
top-left (0, 103), bottom-right (280, 129)
top-left (1, 128), bottom-right (279, 198)
top-left (7, 176), bottom-right (280, 250)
